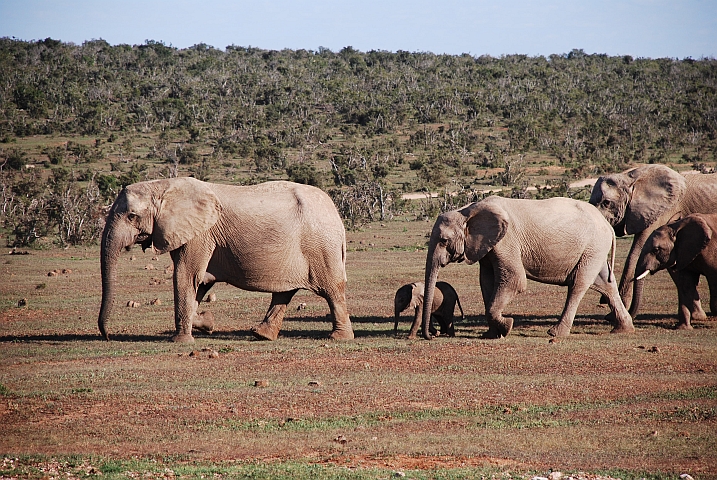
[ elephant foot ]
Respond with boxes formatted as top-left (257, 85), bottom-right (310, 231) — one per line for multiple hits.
top-left (192, 311), bottom-right (215, 334)
top-left (251, 322), bottom-right (280, 341)
top-left (171, 333), bottom-right (195, 343)
top-left (691, 310), bottom-right (707, 322)
top-left (610, 324), bottom-right (635, 334)
top-left (329, 328), bottom-right (354, 341)
top-left (547, 323), bottom-right (571, 337)
top-left (676, 322), bottom-right (693, 331)
top-left (483, 317), bottom-right (513, 339)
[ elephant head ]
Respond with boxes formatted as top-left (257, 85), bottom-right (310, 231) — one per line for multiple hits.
top-left (422, 201), bottom-right (507, 339)
top-left (636, 215), bottom-right (712, 281)
top-left (98, 178), bottom-right (221, 339)
top-left (589, 164), bottom-right (686, 237)
top-left (394, 282), bottom-right (423, 335)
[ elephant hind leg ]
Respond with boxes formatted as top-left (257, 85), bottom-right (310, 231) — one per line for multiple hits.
top-left (589, 263), bottom-right (634, 334)
top-left (322, 282), bottom-right (354, 340)
top-left (252, 290), bottom-right (298, 341)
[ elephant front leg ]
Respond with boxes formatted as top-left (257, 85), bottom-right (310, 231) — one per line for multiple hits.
top-left (252, 290), bottom-right (298, 341)
top-left (169, 248), bottom-right (213, 343)
top-left (674, 270), bottom-right (703, 329)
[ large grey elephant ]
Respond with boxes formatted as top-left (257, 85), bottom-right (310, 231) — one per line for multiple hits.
top-left (590, 165), bottom-right (717, 316)
top-left (98, 177), bottom-right (354, 343)
top-left (422, 196), bottom-right (634, 339)
top-left (636, 213), bottom-right (717, 329)
top-left (394, 281), bottom-right (464, 339)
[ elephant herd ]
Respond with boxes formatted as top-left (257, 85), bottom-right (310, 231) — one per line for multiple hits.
top-left (97, 165), bottom-right (717, 343)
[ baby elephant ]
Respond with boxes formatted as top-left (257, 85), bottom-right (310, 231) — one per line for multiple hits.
top-left (636, 213), bottom-right (717, 329)
top-left (394, 281), bottom-right (464, 339)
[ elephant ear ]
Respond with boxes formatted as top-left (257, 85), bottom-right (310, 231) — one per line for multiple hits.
top-left (674, 215), bottom-right (712, 270)
top-left (152, 178), bottom-right (222, 254)
top-left (625, 166), bottom-right (686, 235)
top-left (463, 200), bottom-right (508, 264)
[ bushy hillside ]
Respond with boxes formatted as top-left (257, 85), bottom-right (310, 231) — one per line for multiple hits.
top-left (1, 38), bottom-right (715, 246)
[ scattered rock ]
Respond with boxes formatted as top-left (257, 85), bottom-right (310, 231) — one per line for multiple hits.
top-left (17, 298), bottom-right (27, 307)
top-left (297, 302), bottom-right (307, 311)
top-left (681, 474), bottom-right (695, 480)
top-left (149, 278), bottom-right (163, 286)
top-left (189, 350), bottom-right (200, 357)
top-left (649, 430), bottom-right (659, 437)
top-left (47, 270), bottom-right (58, 277)
top-left (647, 346), bottom-right (660, 353)
top-left (333, 434), bottom-right (348, 444)
top-left (206, 293), bottom-right (217, 303)
top-left (61, 268), bottom-right (72, 274)
top-left (129, 256), bottom-right (136, 261)
top-left (548, 472), bottom-right (563, 480)
top-left (208, 349), bottom-right (220, 359)
top-left (152, 256), bottom-right (159, 261)
top-left (149, 298), bottom-right (162, 306)
top-left (394, 471), bottom-right (406, 478)
top-left (164, 265), bottom-right (174, 275)
top-left (254, 380), bottom-right (269, 388)
top-left (548, 338), bottom-right (560, 344)
top-left (9, 248), bottom-right (29, 255)
top-left (308, 380), bottom-right (322, 387)
top-left (144, 264), bottom-right (155, 270)
top-left (126, 301), bottom-right (140, 308)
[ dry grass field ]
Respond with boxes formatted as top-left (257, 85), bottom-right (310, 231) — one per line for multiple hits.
top-left (1, 219), bottom-right (716, 479)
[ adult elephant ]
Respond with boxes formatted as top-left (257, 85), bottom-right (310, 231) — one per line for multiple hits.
top-left (98, 177), bottom-right (353, 343)
top-left (589, 165), bottom-right (717, 316)
top-left (421, 196), bottom-right (634, 339)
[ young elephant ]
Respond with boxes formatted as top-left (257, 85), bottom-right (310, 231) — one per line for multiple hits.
top-left (394, 281), bottom-right (465, 339)
top-left (635, 213), bottom-right (717, 329)
top-left (422, 196), bottom-right (634, 339)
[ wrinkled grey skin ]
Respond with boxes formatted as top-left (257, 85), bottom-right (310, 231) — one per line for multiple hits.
top-left (422, 196), bottom-right (634, 339)
top-left (394, 281), bottom-right (465, 339)
top-left (590, 165), bottom-right (717, 316)
top-left (636, 213), bottom-right (717, 329)
top-left (99, 178), bottom-right (353, 343)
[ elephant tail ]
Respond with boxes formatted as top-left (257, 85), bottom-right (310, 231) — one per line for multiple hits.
top-left (608, 233), bottom-right (617, 283)
top-left (453, 286), bottom-right (465, 320)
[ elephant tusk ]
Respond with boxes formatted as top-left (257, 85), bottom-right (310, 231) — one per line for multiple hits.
top-left (635, 270), bottom-right (650, 281)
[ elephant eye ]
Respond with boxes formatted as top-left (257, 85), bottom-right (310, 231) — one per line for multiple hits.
top-left (127, 213), bottom-right (138, 221)
top-left (600, 200), bottom-right (612, 208)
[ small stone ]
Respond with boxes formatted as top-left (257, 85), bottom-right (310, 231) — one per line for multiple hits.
top-left (548, 472), bottom-right (563, 480)
top-left (61, 268), bottom-right (72, 274)
top-left (164, 265), bottom-right (174, 274)
top-left (648, 346), bottom-right (660, 353)
top-left (208, 349), bottom-right (219, 359)
top-left (206, 293), bottom-right (217, 303)
top-left (129, 256), bottom-right (136, 261)
top-left (189, 350), bottom-right (200, 357)
top-left (48, 271), bottom-right (58, 277)
top-left (680, 474), bottom-right (695, 480)
top-left (152, 256), bottom-right (159, 261)
top-left (126, 300), bottom-right (140, 308)
top-left (308, 380), bottom-right (322, 386)
top-left (333, 434), bottom-right (348, 444)
top-left (17, 298), bottom-right (27, 307)
top-left (150, 298), bottom-right (162, 306)
top-left (297, 302), bottom-right (307, 311)
top-left (254, 380), bottom-right (269, 388)
top-left (394, 472), bottom-right (406, 478)
top-left (144, 264), bottom-right (155, 270)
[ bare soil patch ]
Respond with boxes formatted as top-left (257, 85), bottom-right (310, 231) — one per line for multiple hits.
top-left (1, 221), bottom-right (716, 477)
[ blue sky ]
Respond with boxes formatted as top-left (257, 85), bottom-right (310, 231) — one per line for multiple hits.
top-left (1, 0), bottom-right (715, 58)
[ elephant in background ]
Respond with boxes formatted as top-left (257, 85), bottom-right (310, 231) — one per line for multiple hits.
top-left (422, 196), bottom-right (634, 339)
top-left (98, 177), bottom-right (353, 343)
top-left (636, 213), bottom-right (717, 329)
top-left (590, 165), bottom-right (717, 316)
top-left (394, 281), bottom-right (465, 339)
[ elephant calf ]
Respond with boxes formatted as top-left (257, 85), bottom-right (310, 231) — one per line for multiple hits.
top-left (636, 213), bottom-right (717, 329)
top-left (394, 281), bottom-right (464, 339)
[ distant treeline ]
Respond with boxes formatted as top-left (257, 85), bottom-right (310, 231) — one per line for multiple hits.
top-left (2, 38), bottom-right (715, 165)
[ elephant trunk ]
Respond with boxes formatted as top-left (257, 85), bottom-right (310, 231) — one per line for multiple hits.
top-left (422, 250), bottom-right (440, 340)
top-left (98, 217), bottom-right (137, 340)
